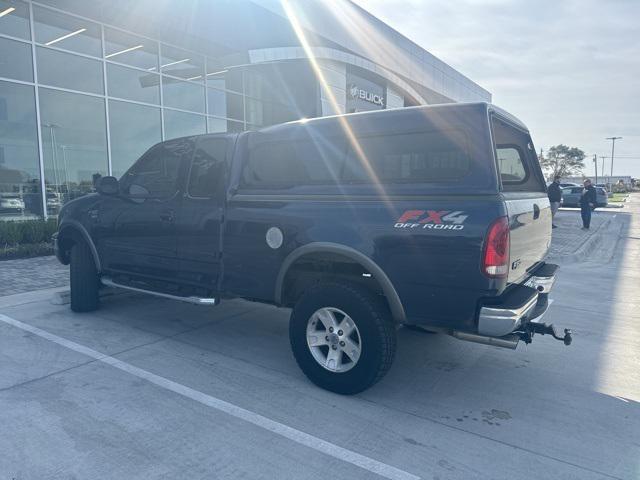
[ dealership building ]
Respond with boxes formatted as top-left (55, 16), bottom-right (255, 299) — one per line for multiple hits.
top-left (0, 0), bottom-right (491, 220)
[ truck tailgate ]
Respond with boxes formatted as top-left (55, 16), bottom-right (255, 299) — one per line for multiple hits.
top-left (504, 193), bottom-right (552, 283)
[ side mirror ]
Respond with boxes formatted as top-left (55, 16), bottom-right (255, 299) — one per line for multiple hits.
top-left (96, 176), bottom-right (119, 195)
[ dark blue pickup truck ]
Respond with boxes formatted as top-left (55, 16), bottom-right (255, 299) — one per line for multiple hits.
top-left (54, 103), bottom-right (570, 394)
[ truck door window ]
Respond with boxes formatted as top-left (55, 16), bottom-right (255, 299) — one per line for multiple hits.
top-left (121, 138), bottom-right (191, 198)
top-left (188, 137), bottom-right (227, 198)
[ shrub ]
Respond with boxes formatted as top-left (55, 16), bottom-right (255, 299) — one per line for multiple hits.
top-left (0, 218), bottom-right (57, 247)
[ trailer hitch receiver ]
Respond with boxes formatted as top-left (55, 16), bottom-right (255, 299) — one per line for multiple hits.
top-left (517, 322), bottom-right (572, 346)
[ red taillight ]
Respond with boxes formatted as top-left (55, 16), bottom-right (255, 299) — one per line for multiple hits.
top-left (482, 216), bottom-right (510, 278)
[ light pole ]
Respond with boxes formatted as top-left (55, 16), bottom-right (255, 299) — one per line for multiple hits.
top-left (606, 136), bottom-right (622, 182)
top-left (593, 154), bottom-right (598, 185)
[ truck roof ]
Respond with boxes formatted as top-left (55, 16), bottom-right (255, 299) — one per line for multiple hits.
top-left (257, 102), bottom-right (529, 135)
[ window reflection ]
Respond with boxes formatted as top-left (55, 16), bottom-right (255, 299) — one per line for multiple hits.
top-left (207, 117), bottom-right (244, 134)
top-left (159, 44), bottom-right (204, 82)
top-left (109, 100), bottom-right (161, 177)
top-left (162, 77), bottom-right (205, 113)
top-left (107, 63), bottom-right (159, 104)
top-left (0, 36), bottom-right (33, 82)
top-left (39, 88), bottom-right (107, 215)
top-left (37, 46), bottom-right (103, 94)
top-left (0, 81), bottom-right (42, 220)
top-left (33, 5), bottom-right (101, 57)
top-left (164, 110), bottom-right (206, 140)
top-left (0, 0), bottom-right (31, 40)
top-left (105, 27), bottom-right (158, 71)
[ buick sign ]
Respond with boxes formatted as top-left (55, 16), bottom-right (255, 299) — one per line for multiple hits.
top-left (349, 84), bottom-right (384, 106)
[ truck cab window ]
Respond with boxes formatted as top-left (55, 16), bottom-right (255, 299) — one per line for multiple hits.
top-left (188, 137), bottom-right (228, 198)
top-left (121, 138), bottom-right (191, 198)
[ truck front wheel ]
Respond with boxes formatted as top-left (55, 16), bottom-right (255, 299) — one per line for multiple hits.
top-left (70, 241), bottom-right (100, 313)
top-left (289, 281), bottom-right (396, 394)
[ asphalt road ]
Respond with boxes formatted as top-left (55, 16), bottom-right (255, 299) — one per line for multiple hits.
top-left (1, 197), bottom-right (638, 480)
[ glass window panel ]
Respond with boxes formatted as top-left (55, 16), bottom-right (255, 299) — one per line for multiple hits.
top-left (207, 88), bottom-right (226, 118)
top-left (107, 63), bottom-right (159, 104)
top-left (160, 44), bottom-right (203, 81)
top-left (245, 97), bottom-right (262, 126)
top-left (207, 117), bottom-right (244, 134)
top-left (104, 27), bottom-right (157, 70)
top-left (0, 36), bottom-right (33, 82)
top-left (39, 88), bottom-right (108, 214)
top-left (0, 80), bottom-right (42, 220)
top-left (34, 0), bottom-right (102, 21)
top-left (120, 138), bottom-right (192, 199)
top-left (37, 47), bottom-right (103, 94)
top-left (188, 137), bottom-right (228, 198)
top-left (164, 110), bottom-right (205, 140)
top-left (0, 0), bottom-right (30, 39)
top-left (207, 116), bottom-right (226, 134)
top-left (228, 119), bottom-right (244, 133)
top-left (205, 61), bottom-right (227, 90)
top-left (109, 100), bottom-right (161, 178)
top-left (162, 77), bottom-right (204, 113)
top-left (33, 5), bottom-right (101, 57)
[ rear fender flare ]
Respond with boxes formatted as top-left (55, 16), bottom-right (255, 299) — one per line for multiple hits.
top-left (275, 242), bottom-right (406, 323)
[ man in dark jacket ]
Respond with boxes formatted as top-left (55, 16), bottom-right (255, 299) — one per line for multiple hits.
top-left (547, 176), bottom-right (562, 228)
top-left (579, 179), bottom-right (597, 230)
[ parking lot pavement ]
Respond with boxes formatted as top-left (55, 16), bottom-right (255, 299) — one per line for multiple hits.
top-left (1, 197), bottom-right (639, 480)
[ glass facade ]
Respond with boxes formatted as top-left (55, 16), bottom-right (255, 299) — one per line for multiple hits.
top-left (0, 0), bottom-right (310, 221)
top-left (0, 0), bottom-right (299, 221)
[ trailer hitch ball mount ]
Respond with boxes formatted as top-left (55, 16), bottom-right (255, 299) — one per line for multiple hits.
top-left (517, 323), bottom-right (572, 346)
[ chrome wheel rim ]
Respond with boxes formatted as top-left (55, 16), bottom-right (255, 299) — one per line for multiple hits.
top-left (306, 307), bottom-right (362, 373)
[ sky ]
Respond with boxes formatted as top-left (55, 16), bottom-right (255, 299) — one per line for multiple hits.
top-left (353, 0), bottom-right (640, 178)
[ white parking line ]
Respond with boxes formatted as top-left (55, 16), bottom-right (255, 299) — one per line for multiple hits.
top-left (0, 313), bottom-right (419, 480)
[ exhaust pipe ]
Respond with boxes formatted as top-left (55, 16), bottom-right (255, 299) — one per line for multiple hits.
top-left (452, 331), bottom-right (519, 350)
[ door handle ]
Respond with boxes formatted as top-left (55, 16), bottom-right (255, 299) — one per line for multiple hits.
top-left (533, 204), bottom-right (540, 220)
top-left (160, 209), bottom-right (175, 223)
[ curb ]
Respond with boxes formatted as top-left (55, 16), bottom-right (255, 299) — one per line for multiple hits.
top-left (565, 216), bottom-right (614, 263)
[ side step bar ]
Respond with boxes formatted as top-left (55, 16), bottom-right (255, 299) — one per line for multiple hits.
top-left (101, 277), bottom-right (219, 306)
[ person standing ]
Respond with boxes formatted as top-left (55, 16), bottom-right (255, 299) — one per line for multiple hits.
top-left (579, 179), bottom-right (597, 230)
top-left (547, 176), bottom-right (562, 228)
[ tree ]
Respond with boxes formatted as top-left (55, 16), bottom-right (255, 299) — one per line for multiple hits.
top-left (540, 145), bottom-right (586, 179)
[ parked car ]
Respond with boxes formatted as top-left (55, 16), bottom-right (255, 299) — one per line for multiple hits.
top-left (54, 103), bottom-right (570, 394)
top-left (561, 186), bottom-right (608, 207)
top-left (559, 182), bottom-right (579, 188)
top-left (0, 193), bottom-right (25, 215)
top-left (46, 192), bottom-right (63, 214)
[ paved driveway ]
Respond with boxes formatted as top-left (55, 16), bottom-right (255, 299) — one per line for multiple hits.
top-left (1, 198), bottom-right (638, 480)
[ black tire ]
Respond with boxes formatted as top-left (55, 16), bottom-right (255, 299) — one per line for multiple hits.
top-left (289, 281), bottom-right (396, 395)
top-left (70, 241), bottom-right (99, 313)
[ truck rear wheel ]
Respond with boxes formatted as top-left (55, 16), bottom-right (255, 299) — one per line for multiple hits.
top-left (70, 241), bottom-right (99, 313)
top-left (289, 281), bottom-right (396, 394)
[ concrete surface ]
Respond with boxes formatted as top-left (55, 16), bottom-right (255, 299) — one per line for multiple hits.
top-left (0, 195), bottom-right (638, 480)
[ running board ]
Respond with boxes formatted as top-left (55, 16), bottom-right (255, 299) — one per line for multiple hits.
top-left (101, 277), bottom-right (219, 306)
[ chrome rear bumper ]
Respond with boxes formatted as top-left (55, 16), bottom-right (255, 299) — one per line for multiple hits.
top-left (477, 263), bottom-right (558, 337)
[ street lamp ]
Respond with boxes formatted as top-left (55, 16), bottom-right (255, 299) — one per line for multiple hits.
top-left (605, 136), bottom-right (622, 182)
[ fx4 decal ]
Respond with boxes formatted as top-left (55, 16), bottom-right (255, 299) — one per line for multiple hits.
top-left (394, 210), bottom-right (468, 230)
